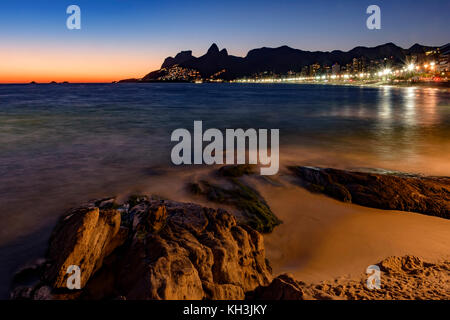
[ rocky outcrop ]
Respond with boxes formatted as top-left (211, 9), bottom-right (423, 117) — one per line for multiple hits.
top-left (11, 196), bottom-right (272, 300)
top-left (291, 166), bottom-right (450, 219)
top-left (246, 274), bottom-right (305, 300)
top-left (43, 205), bottom-right (126, 289)
top-left (115, 198), bottom-right (272, 300)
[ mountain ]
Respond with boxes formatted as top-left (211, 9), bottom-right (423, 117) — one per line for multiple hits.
top-left (135, 42), bottom-right (443, 82)
top-left (161, 50), bottom-right (194, 69)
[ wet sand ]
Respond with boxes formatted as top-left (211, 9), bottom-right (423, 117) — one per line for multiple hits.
top-left (258, 182), bottom-right (450, 283)
top-left (255, 146), bottom-right (450, 283)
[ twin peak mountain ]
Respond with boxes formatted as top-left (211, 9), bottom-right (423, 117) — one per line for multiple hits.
top-left (123, 42), bottom-right (443, 82)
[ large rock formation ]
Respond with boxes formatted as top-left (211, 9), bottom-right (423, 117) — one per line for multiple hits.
top-left (11, 196), bottom-right (272, 300)
top-left (43, 205), bottom-right (126, 289)
top-left (291, 166), bottom-right (450, 219)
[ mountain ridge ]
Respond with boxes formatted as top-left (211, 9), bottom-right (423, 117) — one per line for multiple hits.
top-left (132, 42), bottom-right (447, 82)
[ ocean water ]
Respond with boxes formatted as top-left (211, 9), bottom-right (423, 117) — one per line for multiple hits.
top-left (0, 83), bottom-right (449, 297)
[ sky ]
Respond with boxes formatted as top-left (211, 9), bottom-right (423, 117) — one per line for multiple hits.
top-left (0, 0), bottom-right (448, 83)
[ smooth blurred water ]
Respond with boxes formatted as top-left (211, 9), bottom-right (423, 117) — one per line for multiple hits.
top-left (0, 83), bottom-right (449, 297)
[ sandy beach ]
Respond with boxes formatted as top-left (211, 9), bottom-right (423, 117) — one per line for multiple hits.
top-left (259, 181), bottom-right (450, 282)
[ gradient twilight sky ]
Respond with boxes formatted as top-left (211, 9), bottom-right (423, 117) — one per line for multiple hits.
top-left (0, 0), bottom-right (449, 83)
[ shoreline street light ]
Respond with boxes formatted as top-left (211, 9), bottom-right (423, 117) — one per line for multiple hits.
top-left (430, 62), bottom-right (436, 71)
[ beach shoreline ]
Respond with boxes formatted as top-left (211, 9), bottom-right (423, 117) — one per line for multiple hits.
top-left (230, 79), bottom-right (450, 89)
top-left (8, 163), bottom-right (450, 300)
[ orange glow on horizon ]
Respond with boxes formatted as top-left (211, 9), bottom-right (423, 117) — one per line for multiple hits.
top-left (0, 43), bottom-right (163, 84)
top-left (0, 73), bottom-right (143, 84)
top-left (0, 73), bottom-right (142, 84)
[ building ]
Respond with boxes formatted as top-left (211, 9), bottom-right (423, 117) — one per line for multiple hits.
top-left (310, 63), bottom-right (321, 76)
top-left (301, 65), bottom-right (309, 76)
top-left (352, 58), bottom-right (359, 73)
top-left (331, 63), bottom-right (340, 75)
top-left (437, 45), bottom-right (450, 75)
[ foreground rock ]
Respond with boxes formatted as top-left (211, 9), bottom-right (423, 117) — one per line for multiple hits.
top-left (291, 166), bottom-right (450, 219)
top-left (11, 196), bottom-right (272, 300)
top-left (248, 255), bottom-right (450, 300)
top-left (44, 206), bottom-right (126, 289)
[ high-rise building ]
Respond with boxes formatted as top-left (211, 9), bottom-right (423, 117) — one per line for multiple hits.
top-left (310, 63), bottom-right (321, 76)
top-left (352, 58), bottom-right (359, 73)
top-left (301, 65), bottom-right (309, 76)
top-left (332, 63), bottom-right (340, 75)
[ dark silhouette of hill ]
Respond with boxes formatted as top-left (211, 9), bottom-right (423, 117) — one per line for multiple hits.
top-left (136, 42), bottom-right (445, 82)
top-left (161, 50), bottom-right (194, 69)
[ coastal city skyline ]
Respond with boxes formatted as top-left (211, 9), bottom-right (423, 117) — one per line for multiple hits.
top-left (1, 0), bottom-right (449, 83)
top-left (126, 42), bottom-right (449, 84)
